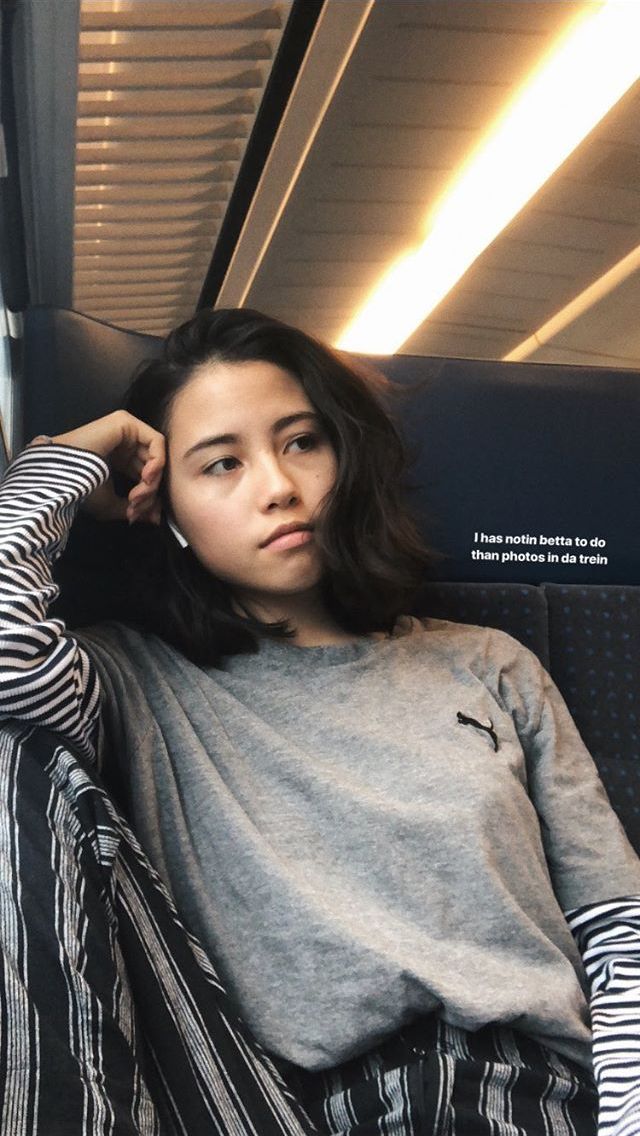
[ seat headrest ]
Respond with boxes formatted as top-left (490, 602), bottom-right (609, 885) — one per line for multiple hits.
top-left (374, 353), bottom-right (640, 585)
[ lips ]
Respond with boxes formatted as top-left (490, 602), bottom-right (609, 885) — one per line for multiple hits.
top-left (260, 523), bottom-right (313, 549)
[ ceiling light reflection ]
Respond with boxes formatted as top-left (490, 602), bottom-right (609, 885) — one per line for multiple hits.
top-left (336, 0), bottom-right (640, 354)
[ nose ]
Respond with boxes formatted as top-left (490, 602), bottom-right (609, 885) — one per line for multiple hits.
top-left (255, 453), bottom-right (300, 511)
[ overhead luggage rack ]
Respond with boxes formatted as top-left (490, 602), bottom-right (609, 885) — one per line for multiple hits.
top-left (72, 0), bottom-right (293, 335)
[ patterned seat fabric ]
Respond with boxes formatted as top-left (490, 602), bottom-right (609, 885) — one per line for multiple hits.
top-left (416, 582), bottom-right (550, 669)
top-left (545, 584), bottom-right (640, 855)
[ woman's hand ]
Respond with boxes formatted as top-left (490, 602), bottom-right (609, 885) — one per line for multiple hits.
top-left (53, 411), bottom-right (166, 524)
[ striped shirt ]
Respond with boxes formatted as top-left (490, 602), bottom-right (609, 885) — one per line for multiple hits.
top-left (0, 442), bottom-right (639, 1135)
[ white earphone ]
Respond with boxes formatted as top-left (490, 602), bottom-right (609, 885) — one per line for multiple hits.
top-left (167, 517), bottom-right (189, 549)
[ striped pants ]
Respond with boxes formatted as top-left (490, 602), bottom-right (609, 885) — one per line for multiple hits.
top-left (281, 1019), bottom-right (598, 1136)
top-left (0, 723), bottom-right (597, 1135)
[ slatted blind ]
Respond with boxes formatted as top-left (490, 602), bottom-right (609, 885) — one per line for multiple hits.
top-left (73, 1), bottom-right (291, 334)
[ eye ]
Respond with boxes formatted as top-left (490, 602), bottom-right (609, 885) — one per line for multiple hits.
top-left (203, 456), bottom-right (240, 477)
top-left (286, 432), bottom-right (320, 454)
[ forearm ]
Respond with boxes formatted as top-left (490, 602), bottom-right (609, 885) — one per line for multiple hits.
top-left (0, 443), bottom-right (109, 758)
top-left (567, 895), bottom-right (640, 1136)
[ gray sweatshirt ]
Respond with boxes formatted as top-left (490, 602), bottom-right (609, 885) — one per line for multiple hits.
top-left (80, 615), bottom-right (640, 1072)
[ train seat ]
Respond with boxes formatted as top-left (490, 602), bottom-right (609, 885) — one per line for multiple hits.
top-left (19, 304), bottom-right (640, 853)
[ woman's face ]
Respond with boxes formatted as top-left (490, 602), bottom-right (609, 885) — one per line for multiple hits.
top-left (166, 358), bottom-right (337, 617)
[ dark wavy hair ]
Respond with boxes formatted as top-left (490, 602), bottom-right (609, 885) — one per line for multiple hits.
top-left (119, 308), bottom-right (431, 665)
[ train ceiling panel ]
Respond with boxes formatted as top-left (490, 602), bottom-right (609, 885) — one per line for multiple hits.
top-left (12, 0), bottom-right (640, 367)
top-left (216, 0), bottom-right (640, 367)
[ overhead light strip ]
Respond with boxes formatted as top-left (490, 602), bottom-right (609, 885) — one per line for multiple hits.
top-left (504, 241), bottom-right (640, 362)
top-left (336, 0), bottom-right (640, 355)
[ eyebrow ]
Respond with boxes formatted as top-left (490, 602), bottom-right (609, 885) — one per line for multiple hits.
top-left (182, 412), bottom-right (320, 460)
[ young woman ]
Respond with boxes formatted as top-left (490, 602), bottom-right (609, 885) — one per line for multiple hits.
top-left (0, 308), bottom-right (639, 1136)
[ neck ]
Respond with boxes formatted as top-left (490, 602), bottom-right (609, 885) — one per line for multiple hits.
top-left (233, 589), bottom-right (365, 648)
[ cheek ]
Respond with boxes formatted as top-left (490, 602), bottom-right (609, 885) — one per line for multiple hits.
top-left (180, 496), bottom-right (231, 548)
top-left (172, 482), bottom-right (246, 568)
top-left (168, 477), bottom-right (226, 546)
top-left (185, 509), bottom-right (243, 581)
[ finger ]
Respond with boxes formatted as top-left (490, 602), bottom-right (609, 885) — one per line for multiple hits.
top-left (127, 494), bottom-right (161, 526)
top-left (126, 495), bottom-right (147, 522)
top-left (128, 481), bottom-right (156, 507)
top-left (141, 430), bottom-right (166, 466)
top-left (135, 500), bottom-right (162, 526)
top-left (134, 440), bottom-right (158, 465)
top-left (141, 455), bottom-right (164, 485)
top-left (116, 421), bottom-right (165, 471)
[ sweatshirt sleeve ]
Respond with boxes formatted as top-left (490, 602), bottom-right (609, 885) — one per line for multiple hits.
top-left (487, 635), bottom-right (640, 912)
top-left (0, 442), bottom-right (110, 761)
top-left (489, 635), bottom-right (640, 1135)
top-left (566, 896), bottom-right (640, 1136)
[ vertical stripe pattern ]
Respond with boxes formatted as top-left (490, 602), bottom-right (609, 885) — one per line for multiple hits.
top-left (0, 721), bottom-right (314, 1135)
top-left (281, 1018), bottom-right (597, 1136)
top-left (567, 898), bottom-right (640, 1136)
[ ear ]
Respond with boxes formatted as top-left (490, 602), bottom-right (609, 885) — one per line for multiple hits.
top-left (167, 517), bottom-right (189, 549)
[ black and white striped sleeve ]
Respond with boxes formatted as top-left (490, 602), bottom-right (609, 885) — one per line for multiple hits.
top-left (566, 895), bottom-right (640, 1136)
top-left (0, 443), bottom-right (110, 761)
